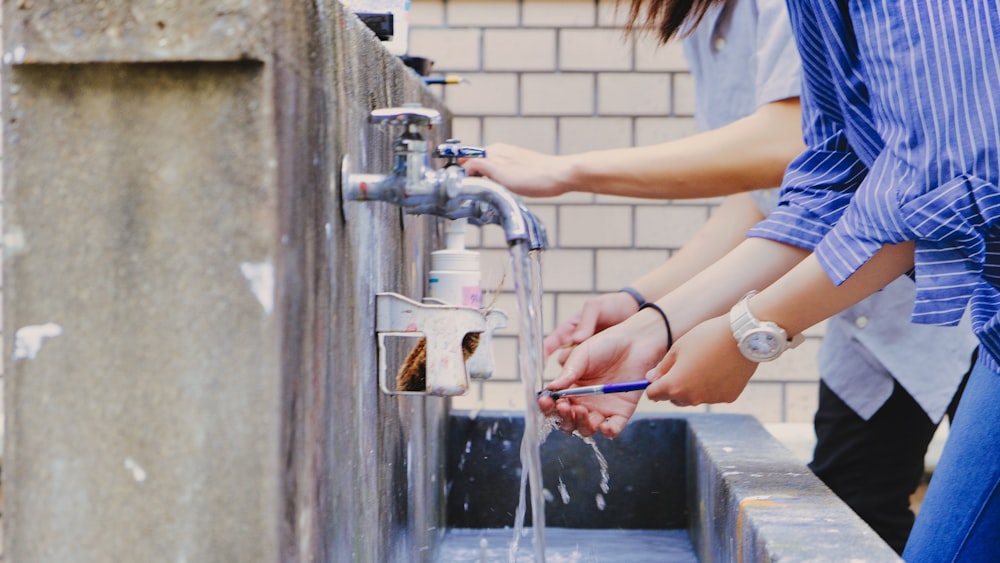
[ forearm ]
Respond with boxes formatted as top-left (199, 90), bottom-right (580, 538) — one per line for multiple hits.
top-left (631, 193), bottom-right (766, 301)
top-left (626, 237), bottom-right (810, 344)
top-left (750, 242), bottom-right (916, 335)
top-left (563, 99), bottom-right (803, 199)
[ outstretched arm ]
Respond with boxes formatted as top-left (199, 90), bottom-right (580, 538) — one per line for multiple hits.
top-left (646, 242), bottom-right (916, 406)
top-left (463, 98), bottom-right (803, 199)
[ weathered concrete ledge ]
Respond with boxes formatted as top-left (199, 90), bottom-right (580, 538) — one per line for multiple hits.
top-left (685, 414), bottom-right (900, 562)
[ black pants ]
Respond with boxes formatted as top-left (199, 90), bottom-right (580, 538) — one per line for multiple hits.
top-left (808, 362), bottom-right (971, 555)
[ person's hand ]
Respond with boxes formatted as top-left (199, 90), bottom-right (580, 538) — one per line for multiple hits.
top-left (460, 143), bottom-right (572, 198)
top-left (537, 311), bottom-right (668, 438)
top-left (645, 315), bottom-right (758, 406)
top-left (543, 291), bottom-right (640, 362)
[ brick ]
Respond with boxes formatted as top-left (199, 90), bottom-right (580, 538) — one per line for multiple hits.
top-left (408, 28), bottom-right (481, 71)
top-left (595, 249), bottom-right (670, 291)
top-left (443, 73), bottom-right (518, 115)
top-left (635, 36), bottom-right (688, 71)
top-left (480, 248), bottom-right (516, 292)
top-left (410, 0), bottom-right (445, 26)
top-left (559, 205), bottom-right (632, 247)
top-left (593, 193), bottom-right (659, 205)
top-left (523, 191), bottom-right (594, 205)
top-left (490, 292), bottom-right (522, 335)
top-left (560, 28), bottom-right (633, 71)
top-left (450, 383), bottom-right (483, 409)
top-left (785, 382), bottom-right (821, 424)
top-left (541, 249), bottom-right (595, 291)
top-left (673, 72), bottom-right (696, 116)
top-left (447, 0), bottom-right (520, 27)
top-left (523, 0), bottom-right (596, 27)
top-left (451, 116), bottom-right (482, 146)
top-left (553, 292), bottom-right (594, 327)
top-left (482, 117), bottom-right (557, 153)
top-left (484, 29), bottom-right (557, 71)
top-left (707, 381), bottom-right (784, 423)
top-left (596, 0), bottom-right (629, 28)
top-left (597, 73), bottom-right (671, 115)
top-left (464, 220), bottom-right (483, 248)
top-left (558, 117), bottom-right (632, 153)
top-left (482, 289), bottom-right (556, 336)
top-left (542, 290), bottom-right (556, 334)
top-left (473, 379), bottom-right (536, 410)
top-left (680, 195), bottom-right (725, 207)
top-left (480, 219), bottom-right (511, 248)
top-left (635, 116), bottom-right (698, 145)
top-left (486, 337), bottom-right (520, 381)
top-left (488, 335), bottom-right (562, 386)
top-left (634, 205), bottom-right (710, 249)
top-left (522, 73), bottom-right (594, 115)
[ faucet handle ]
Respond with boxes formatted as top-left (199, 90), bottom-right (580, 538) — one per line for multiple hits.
top-left (369, 105), bottom-right (442, 129)
top-left (435, 139), bottom-right (486, 166)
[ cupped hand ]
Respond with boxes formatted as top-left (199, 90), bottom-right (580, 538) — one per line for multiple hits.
top-left (543, 291), bottom-right (639, 362)
top-left (460, 143), bottom-right (572, 198)
top-left (644, 315), bottom-right (759, 406)
top-left (537, 313), bottom-right (668, 439)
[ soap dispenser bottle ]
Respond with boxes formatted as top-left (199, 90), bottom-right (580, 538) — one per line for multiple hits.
top-left (429, 219), bottom-right (481, 308)
top-left (429, 219), bottom-right (504, 381)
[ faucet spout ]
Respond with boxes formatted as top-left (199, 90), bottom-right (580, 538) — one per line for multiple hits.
top-left (451, 176), bottom-right (548, 250)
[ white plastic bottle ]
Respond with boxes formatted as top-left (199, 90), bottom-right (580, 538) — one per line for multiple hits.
top-left (429, 219), bottom-right (481, 308)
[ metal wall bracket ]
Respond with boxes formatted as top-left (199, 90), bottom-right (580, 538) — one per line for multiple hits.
top-left (376, 292), bottom-right (486, 396)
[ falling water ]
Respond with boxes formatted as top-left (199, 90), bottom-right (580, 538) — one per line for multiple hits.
top-left (507, 242), bottom-right (549, 562)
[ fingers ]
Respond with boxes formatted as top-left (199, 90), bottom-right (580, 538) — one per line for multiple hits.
top-left (570, 303), bottom-right (602, 343)
top-left (645, 350), bottom-right (697, 407)
top-left (599, 414), bottom-right (627, 439)
top-left (646, 348), bottom-right (675, 385)
top-left (543, 314), bottom-right (582, 359)
top-left (545, 363), bottom-right (582, 394)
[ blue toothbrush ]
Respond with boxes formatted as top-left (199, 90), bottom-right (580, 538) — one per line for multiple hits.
top-left (539, 380), bottom-right (650, 400)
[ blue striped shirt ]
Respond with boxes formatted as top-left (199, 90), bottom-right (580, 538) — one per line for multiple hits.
top-left (748, 0), bottom-right (1000, 368)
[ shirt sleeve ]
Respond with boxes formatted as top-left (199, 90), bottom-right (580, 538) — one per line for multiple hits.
top-left (746, 0), bottom-right (869, 253)
top-left (753, 0), bottom-right (1000, 340)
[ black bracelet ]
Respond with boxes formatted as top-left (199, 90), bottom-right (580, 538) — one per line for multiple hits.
top-left (639, 302), bottom-right (673, 352)
top-left (619, 286), bottom-right (646, 308)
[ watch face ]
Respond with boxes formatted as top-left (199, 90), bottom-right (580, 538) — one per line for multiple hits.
top-left (742, 330), bottom-right (782, 360)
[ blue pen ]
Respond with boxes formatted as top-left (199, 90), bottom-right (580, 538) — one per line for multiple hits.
top-left (539, 380), bottom-right (650, 400)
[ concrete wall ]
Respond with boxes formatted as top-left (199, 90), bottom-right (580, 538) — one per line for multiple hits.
top-left (3, 2), bottom-right (448, 561)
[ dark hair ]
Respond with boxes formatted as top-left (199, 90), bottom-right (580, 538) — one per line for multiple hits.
top-left (617, 0), bottom-right (725, 45)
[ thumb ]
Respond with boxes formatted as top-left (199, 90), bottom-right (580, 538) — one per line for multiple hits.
top-left (571, 305), bottom-right (602, 342)
top-left (646, 349), bottom-right (675, 383)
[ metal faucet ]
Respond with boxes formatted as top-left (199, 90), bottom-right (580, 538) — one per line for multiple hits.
top-left (343, 104), bottom-right (548, 396)
top-left (342, 105), bottom-right (548, 250)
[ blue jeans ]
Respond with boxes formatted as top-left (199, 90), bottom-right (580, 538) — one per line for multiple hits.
top-left (904, 350), bottom-right (1000, 561)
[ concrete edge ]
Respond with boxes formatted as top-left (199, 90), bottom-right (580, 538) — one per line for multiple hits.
top-left (686, 414), bottom-right (901, 562)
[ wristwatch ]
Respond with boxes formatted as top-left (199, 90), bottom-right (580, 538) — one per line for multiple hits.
top-left (729, 291), bottom-right (804, 362)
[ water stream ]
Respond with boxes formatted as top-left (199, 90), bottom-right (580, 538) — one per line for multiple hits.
top-left (507, 242), bottom-right (549, 562)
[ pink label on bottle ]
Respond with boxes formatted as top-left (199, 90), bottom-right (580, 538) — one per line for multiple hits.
top-left (463, 287), bottom-right (482, 308)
